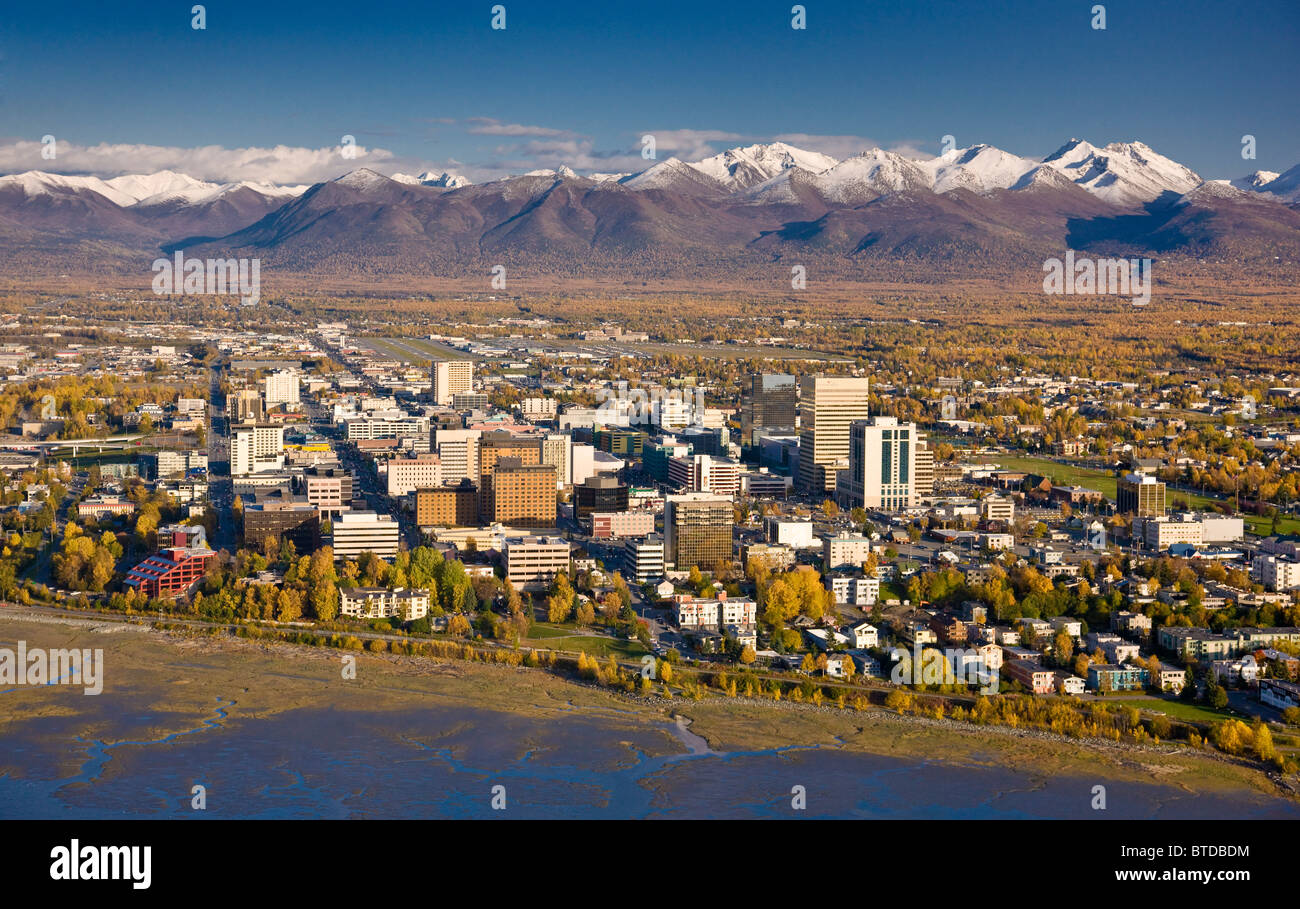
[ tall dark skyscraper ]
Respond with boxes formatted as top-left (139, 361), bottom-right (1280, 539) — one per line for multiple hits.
top-left (741, 374), bottom-right (797, 446)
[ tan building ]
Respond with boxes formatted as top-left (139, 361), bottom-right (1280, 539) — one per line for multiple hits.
top-left (504, 535), bottom-right (571, 591)
top-left (479, 433), bottom-right (542, 521)
top-left (415, 481), bottom-right (479, 528)
top-left (431, 360), bottom-right (474, 406)
top-left (796, 375), bottom-right (870, 494)
top-left (488, 458), bottom-right (556, 527)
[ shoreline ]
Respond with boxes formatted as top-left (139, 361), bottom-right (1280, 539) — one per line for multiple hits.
top-left (1, 612), bottom-right (1295, 812)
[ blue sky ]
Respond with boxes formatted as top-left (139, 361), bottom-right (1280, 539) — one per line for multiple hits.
top-left (1, 0), bottom-right (1296, 182)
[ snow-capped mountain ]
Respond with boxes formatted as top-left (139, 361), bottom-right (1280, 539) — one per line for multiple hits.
top-left (808, 148), bottom-right (932, 204)
top-left (688, 141), bottom-right (838, 190)
top-left (392, 170), bottom-right (472, 188)
top-left (923, 144), bottom-right (1036, 194)
top-left (1041, 138), bottom-right (1202, 206)
top-left (1255, 164), bottom-right (1300, 203)
top-left (1219, 170), bottom-right (1281, 192)
top-left (2, 137), bottom-right (1297, 279)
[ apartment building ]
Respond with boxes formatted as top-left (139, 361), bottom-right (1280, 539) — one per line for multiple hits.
top-left (338, 587), bottom-right (431, 621)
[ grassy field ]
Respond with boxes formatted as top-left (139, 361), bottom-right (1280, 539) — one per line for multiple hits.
top-left (1123, 698), bottom-right (1242, 724)
top-left (979, 454), bottom-right (1300, 535)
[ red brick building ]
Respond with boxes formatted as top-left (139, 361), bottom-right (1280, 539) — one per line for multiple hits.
top-left (124, 546), bottom-right (215, 598)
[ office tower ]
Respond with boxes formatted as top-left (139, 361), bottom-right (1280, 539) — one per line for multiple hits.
top-left (1118, 472), bottom-right (1166, 516)
top-left (664, 493), bottom-right (734, 570)
top-left (478, 432), bottom-right (542, 521)
top-left (742, 374), bottom-right (797, 446)
top-left (913, 439), bottom-right (935, 497)
top-left (386, 453), bottom-right (443, 496)
top-left (301, 467), bottom-right (354, 517)
top-left (796, 375), bottom-right (871, 495)
top-left (488, 458), bottom-right (557, 527)
top-left (431, 360), bottom-right (474, 406)
top-left (229, 423), bottom-right (285, 475)
top-left (541, 432), bottom-right (571, 490)
top-left (624, 534), bottom-right (666, 583)
top-left (263, 369), bottom-right (300, 407)
top-left (504, 535), bottom-right (571, 591)
top-left (242, 492), bottom-right (321, 555)
top-left (836, 417), bottom-right (916, 510)
top-left (575, 475), bottom-right (629, 519)
top-left (329, 511), bottom-right (400, 561)
top-left (435, 428), bottom-right (482, 485)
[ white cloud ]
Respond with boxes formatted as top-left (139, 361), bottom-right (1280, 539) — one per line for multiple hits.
top-left (0, 139), bottom-right (427, 185)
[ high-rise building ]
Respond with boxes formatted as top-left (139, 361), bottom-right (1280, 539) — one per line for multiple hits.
top-left (263, 369), bottom-right (300, 407)
top-left (913, 439), bottom-right (935, 497)
top-left (301, 467), bottom-right (354, 517)
top-left (230, 388), bottom-right (265, 423)
top-left (624, 534), bottom-right (666, 583)
top-left (796, 376), bottom-right (870, 495)
top-left (230, 423), bottom-right (284, 475)
top-left (479, 432), bottom-right (542, 521)
top-left (575, 475), bottom-right (629, 518)
top-left (488, 458), bottom-right (557, 527)
top-left (431, 360), bottom-right (474, 406)
top-left (836, 417), bottom-right (916, 510)
top-left (742, 374), bottom-right (797, 446)
top-left (415, 480), bottom-right (479, 528)
top-left (1118, 472), bottom-right (1166, 516)
top-left (330, 511), bottom-right (400, 561)
top-left (434, 428), bottom-right (481, 485)
top-left (385, 453), bottom-right (443, 496)
top-left (667, 453), bottom-right (741, 497)
top-left (242, 492), bottom-right (320, 555)
top-left (664, 493), bottom-right (734, 570)
top-left (541, 433), bottom-right (571, 491)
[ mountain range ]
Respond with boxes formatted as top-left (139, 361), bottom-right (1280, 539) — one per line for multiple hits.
top-left (2, 139), bottom-right (1298, 281)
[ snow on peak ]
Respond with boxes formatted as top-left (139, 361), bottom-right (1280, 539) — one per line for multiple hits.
top-left (923, 144), bottom-right (1035, 194)
top-left (1225, 170), bottom-right (1279, 191)
top-left (332, 168), bottom-right (392, 189)
top-left (811, 148), bottom-right (931, 203)
top-left (0, 170), bottom-right (139, 207)
top-left (1042, 138), bottom-right (1200, 206)
top-left (688, 141), bottom-right (838, 188)
top-left (105, 170), bottom-right (209, 203)
top-left (392, 170), bottom-right (472, 188)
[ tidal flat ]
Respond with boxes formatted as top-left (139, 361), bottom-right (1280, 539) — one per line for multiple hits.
top-left (2, 615), bottom-right (1296, 819)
